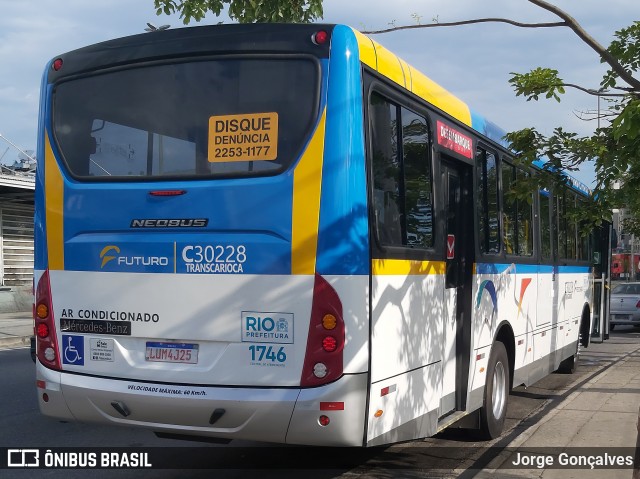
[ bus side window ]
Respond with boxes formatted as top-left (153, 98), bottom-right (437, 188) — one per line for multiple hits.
top-left (502, 161), bottom-right (515, 255)
top-left (369, 93), bottom-right (433, 249)
top-left (476, 147), bottom-right (500, 254)
top-left (539, 188), bottom-right (552, 260)
top-left (370, 93), bottom-right (402, 246)
top-left (502, 162), bottom-right (534, 257)
top-left (401, 107), bottom-right (433, 248)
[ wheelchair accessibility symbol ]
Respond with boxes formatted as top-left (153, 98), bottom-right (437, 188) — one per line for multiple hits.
top-left (62, 335), bottom-right (84, 366)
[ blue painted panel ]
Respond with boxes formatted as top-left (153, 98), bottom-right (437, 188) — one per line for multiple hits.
top-left (34, 71), bottom-right (51, 271)
top-left (475, 263), bottom-right (590, 275)
top-left (315, 25), bottom-right (369, 276)
top-left (470, 109), bottom-right (509, 149)
top-left (62, 174), bottom-right (294, 274)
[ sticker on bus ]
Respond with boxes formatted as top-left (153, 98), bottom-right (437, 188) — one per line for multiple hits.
top-left (241, 311), bottom-right (293, 344)
top-left (62, 335), bottom-right (85, 366)
top-left (248, 345), bottom-right (288, 367)
top-left (208, 112), bottom-right (278, 162)
top-left (90, 338), bottom-right (114, 362)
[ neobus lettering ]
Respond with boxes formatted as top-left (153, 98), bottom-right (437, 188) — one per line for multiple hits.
top-left (215, 117), bottom-right (271, 133)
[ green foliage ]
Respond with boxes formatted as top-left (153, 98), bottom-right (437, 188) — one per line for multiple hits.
top-left (602, 21), bottom-right (640, 90)
top-left (612, 98), bottom-right (640, 140)
top-left (510, 67), bottom-right (566, 102)
top-left (154, 0), bottom-right (323, 24)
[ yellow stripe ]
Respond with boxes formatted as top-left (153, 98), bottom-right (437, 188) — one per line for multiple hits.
top-left (291, 109), bottom-right (326, 275)
top-left (408, 66), bottom-right (472, 126)
top-left (44, 133), bottom-right (64, 270)
top-left (352, 29), bottom-right (377, 70)
top-left (372, 259), bottom-right (445, 276)
top-left (371, 40), bottom-right (406, 88)
top-left (352, 29), bottom-right (472, 127)
top-left (399, 58), bottom-right (412, 90)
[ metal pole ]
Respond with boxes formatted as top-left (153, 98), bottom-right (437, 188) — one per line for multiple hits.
top-left (0, 133), bottom-right (35, 162)
top-left (632, 234), bottom-right (636, 281)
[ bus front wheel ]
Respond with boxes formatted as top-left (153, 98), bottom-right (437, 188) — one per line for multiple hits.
top-left (479, 341), bottom-right (510, 439)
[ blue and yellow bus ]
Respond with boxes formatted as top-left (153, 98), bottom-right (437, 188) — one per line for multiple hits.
top-left (34, 23), bottom-right (606, 446)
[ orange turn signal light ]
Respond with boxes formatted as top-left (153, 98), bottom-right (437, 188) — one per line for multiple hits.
top-left (36, 303), bottom-right (49, 319)
top-left (322, 314), bottom-right (337, 330)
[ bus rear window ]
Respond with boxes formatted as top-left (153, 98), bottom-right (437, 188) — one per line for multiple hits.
top-left (52, 57), bottom-right (319, 180)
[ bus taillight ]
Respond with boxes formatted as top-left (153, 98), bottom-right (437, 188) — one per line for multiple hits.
top-left (312, 30), bottom-right (329, 45)
top-left (300, 274), bottom-right (344, 387)
top-left (35, 270), bottom-right (61, 370)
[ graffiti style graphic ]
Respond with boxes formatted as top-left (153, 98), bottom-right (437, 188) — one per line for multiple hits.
top-left (517, 278), bottom-right (532, 319)
top-left (476, 280), bottom-right (498, 313)
top-left (475, 263), bottom-right (533, 320)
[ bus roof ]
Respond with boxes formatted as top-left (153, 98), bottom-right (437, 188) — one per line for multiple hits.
top-left (351, 27), bottom-right (592, 196)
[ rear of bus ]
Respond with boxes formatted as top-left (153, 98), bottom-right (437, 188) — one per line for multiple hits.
top-left (34, 24), bottom-right (370, 446)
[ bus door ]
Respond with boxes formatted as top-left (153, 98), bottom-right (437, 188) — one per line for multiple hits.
top-left (440, 158), bottom-right (474, 416)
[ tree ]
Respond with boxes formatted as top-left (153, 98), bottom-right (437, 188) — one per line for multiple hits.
top-left (362, 0), bottom-right (640, 234)
top-left (156, 0), bottom-right (640, 234)
top-left (154, 0), bottom-right (322, 24)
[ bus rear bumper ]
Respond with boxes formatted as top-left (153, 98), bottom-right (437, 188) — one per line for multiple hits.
top-left (36, 363), bottom-right (367, 446)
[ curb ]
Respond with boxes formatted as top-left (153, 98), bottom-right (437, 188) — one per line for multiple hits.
top-left (634, 406), bottom-right (640, 479)
top-left (0, 335), bottom-right (31, 349)
top-left (478, 344), bottom-right (640, 474)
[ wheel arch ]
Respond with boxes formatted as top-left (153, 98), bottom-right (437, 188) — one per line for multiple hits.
top-left (493, 321), bottom-right (515, 390)
top-left (580, 303), bottom-right (591, 348)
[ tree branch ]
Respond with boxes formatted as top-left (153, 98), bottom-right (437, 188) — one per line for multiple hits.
top-left (560, 83), bottom-right (628, 97)
top-left (526, 0), bottom-right (640, 91)
top-left (363, 1), bottom-right (640, 93)
top-left (361, 18), bottom-right (566, 35)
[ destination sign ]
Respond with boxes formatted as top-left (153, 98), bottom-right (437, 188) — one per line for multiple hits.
top-left (437, 120), bottom-right (473, 159)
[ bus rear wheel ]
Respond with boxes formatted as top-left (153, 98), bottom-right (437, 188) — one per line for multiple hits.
top-left (479, 341), bottom-right (510, 439)
top-left (556, 353), bottom-right (577, 374)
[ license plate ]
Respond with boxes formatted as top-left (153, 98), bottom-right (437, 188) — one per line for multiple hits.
top-left (145, 342), bottom-right (199, 364)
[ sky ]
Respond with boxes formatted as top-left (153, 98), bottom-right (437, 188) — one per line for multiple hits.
top-left (0, 0), bottom-right (637, 186)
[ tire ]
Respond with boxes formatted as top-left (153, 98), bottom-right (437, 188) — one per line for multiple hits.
top-left (479, 341), bottom-right (510, 439)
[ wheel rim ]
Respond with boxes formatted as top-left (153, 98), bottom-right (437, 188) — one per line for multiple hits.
top-left (492, 361), bottom-right (506, 419)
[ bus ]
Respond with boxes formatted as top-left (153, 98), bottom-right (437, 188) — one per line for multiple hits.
top-left (34, 23), bottom-right (609, 447)
top-left (611, 253), bottom-right (639, 280)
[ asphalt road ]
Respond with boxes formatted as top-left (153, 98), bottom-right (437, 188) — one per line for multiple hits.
top-left (2, 327), bottom-right (638, 478)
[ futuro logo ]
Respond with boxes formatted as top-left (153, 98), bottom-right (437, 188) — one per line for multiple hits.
top-left (99, 245), bottom-right (120, 268)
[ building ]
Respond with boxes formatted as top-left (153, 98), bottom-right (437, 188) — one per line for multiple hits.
top-left (0, 161), bottom-right (35, 312)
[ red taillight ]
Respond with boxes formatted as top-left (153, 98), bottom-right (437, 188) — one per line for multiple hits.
top-left (35, 270), bottom-right (61, 370)
top-left (300, 274), bottom-right (344, 387)
top-left (322, 336), bottom-right (337, 352)
top-left (36, 323), bottom-right (49, 338)
top-left (312, 30), bottom-right (329, 45)
top-left (636, 300), bottom-right (640, 308)
top-left (149, 190), bottom-right (186, 197)
top-left (52, 58), bottom-right (63, 71)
